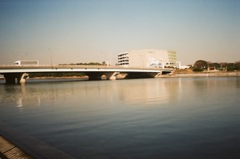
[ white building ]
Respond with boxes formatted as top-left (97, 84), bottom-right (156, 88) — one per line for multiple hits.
top-left (117, 49), bottom-right (176, 68)
top-left (176, 61), bottom-right (190, 69)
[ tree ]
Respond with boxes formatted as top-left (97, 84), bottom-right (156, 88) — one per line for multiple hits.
top-left (193, 60), bottom-right (208, 72)
top-left (235, 62), bottom-right (240, 70)
top-left (209, 63), bottom-right (220, 69)
top-left (227, 63), bottom-right (239, 71)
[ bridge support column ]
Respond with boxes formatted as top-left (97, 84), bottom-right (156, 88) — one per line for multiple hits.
top-left (153, 72), bottom-right (162, 78)
top-left (4, 73), bottom-right (29, 84)
top-left (104, 72), bottom-right (119, 80)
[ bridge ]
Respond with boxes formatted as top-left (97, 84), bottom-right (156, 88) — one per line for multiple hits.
top-left (0, 65), bottom-right (173, 84)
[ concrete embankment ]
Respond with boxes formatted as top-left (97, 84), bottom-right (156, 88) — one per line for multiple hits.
top-left (0, 122), bottom-right (75, 159)
top-left (159, 72), bottom-right (240, 78)
top-left (0, 136), bottom-right (33, 159)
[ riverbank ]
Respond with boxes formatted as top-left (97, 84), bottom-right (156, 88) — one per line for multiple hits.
top-left (160, 71), bottom-right (240, 78)
top-left (30, 75), bottom-right (88, 79)
top-left (0, 122), bottom-right (74, 159)
top-left (0, 135), bottom-right (32, 159)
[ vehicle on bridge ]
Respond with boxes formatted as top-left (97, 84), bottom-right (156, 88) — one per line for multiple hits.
top-left (15, 60), bottom-right (39, 66)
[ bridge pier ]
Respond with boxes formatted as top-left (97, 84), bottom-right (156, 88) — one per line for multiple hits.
top-left (104, 72), bottom-right (119, 80)
top-left (154, 72), bottom-right (163, 78)
top-left (85, 72), bottom-right (120, 80)
top-left (3, 73), bottom-right (29, 84)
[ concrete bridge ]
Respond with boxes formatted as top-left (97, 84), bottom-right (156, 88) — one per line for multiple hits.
top-left (0, 65), bottom-right (173, 84)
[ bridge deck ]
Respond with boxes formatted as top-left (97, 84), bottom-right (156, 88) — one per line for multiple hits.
top-left (0, 65), bottom-right (166, 69)
top-left (0, 65), bottom-right (172, 73)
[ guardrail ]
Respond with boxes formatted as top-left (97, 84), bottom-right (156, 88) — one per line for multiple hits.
top-left (0, 65), bottom-right (173, 71)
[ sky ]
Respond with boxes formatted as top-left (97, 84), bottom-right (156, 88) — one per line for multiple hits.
top-left (0, 0), bottom-right (239, 65)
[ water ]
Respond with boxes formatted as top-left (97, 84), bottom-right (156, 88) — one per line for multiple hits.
top-left (0, 77), bottom-right (240, 159)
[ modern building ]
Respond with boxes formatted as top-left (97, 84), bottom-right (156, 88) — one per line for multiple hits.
top-left (117, 49), bottom-right (176, 68)
top-left (176, 61), bottom-right (190, 69)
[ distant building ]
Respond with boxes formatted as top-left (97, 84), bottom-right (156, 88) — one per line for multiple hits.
top-left (176, 61), bottom-right (190, 69)
top-left (117, 49), bottom-right (176, 68)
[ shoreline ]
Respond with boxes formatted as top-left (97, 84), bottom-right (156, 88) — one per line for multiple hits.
top-left (160, 71), bottom-right (240, 78)
top-left (0, 122), bottom-right (74, 159)
top-left (29, 76), bottom-right (88, 80)
top-left (28, 72), bottom-right (240, 80)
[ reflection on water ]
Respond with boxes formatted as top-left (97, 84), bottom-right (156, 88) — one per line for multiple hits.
top-left (0, 79), bottom-right (179, 108)
top-left (1, 84), bottom-right (42, 108)
top-left (114, 79), bottom-right (171, 105)
top-left (0, 77), bottom-right (240, 159)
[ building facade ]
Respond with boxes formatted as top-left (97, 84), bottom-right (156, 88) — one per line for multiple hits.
top-left (117, 49), bottom-right (176, 68)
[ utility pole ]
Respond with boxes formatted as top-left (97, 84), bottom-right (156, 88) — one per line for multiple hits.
top-left (49, 49), bottom-right (52, 67)
top-left (109, 52), bottom-right (112, 66)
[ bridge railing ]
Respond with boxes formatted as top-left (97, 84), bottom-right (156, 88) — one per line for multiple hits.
top-left (0, 65), bottom-right (173, 71)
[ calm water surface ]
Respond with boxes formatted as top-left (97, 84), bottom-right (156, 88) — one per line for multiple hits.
top-left (0, 77), bottom-right (240, 159)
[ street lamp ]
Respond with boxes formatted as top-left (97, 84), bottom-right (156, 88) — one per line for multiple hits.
top-left (48, 49), bottom-right (53, 67)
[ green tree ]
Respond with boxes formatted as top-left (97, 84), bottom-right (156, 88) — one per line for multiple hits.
top-left (209, 63), bottom-right (220, 69)
top-left (227, 63), bottom-right (239, 71)
top-left (193, 60), bottom-right (208, 72)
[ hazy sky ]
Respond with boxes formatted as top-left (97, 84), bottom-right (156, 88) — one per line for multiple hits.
top-left (0, 0), bottom-right (239, 65)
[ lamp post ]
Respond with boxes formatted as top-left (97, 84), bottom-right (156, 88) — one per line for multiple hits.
top-left (24, 53), bottom-right (28, 60)
top-left (49, 49), bottom-right (53, 67)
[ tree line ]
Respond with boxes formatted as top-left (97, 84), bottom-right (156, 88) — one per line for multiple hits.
top-left (193, 60), bottom-right (240, 72)
top-left (59, 62), bottom-right (104, 66)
